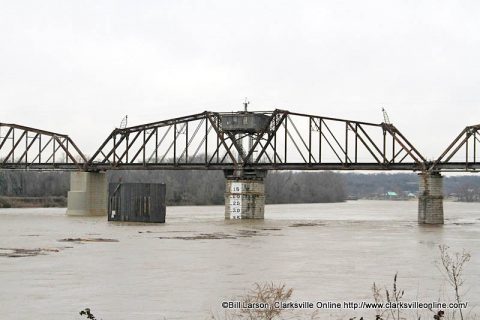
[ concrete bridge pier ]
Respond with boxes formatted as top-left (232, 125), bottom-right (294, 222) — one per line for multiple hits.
top-left (418, 172), bottom-right (444, 224)
top-left (224, 169), bottom-right (267, 219)
top-left (67, 172), bottom-right (108, 216)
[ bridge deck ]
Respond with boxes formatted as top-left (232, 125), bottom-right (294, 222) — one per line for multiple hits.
top-left (1, 162), bottom-right (478, 172)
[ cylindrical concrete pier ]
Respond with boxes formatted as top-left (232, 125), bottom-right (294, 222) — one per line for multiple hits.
top-left (224, 170), bottom-right (266, 219)
top-left (67, 172), bottom-right (108, 216)
top-left (418, 172), bottom-right (444, 224)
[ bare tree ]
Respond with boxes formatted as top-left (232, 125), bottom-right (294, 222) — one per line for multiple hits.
top-left (437, 245), bottom-right (471, 320)
top-left (239, 282), bottom-right (292, 320)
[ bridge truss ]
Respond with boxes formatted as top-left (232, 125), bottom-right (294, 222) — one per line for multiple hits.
top-left (0, 123), bottom-right (87, 170)
top-left (430, 124), bottom-right (480, 172)
top-left (86, 110), bottom-right (426, 171)
top-left (0, 110), bottom-right (478, 172)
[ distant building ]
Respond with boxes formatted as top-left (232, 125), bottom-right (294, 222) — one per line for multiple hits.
top-left (386, 191), bottom-right (398, 199)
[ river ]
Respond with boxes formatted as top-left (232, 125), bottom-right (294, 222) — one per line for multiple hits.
top-left (1, 200), bottom-right (479, 319)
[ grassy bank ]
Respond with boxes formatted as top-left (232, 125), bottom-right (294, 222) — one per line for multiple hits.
top-left (0, 196), bottom-right (67, 208)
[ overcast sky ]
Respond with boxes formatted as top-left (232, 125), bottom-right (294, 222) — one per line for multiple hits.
top-left (1, 0), bottom-right (479, 158)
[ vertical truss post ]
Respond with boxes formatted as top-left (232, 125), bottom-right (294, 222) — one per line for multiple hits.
top-left (52, 135), bottom-right (55, 164)
top-left (284, 116), bottom-right (287, 163)
top-left (185, 122), bottom-right (189, 163)
top-left (155, 128), bottom-right (158, 164)
top-left (466, 130), bottom-right (469, 168)
top-left (205, 118), bottom-right (208, 164)
top-left (39, 135), bottom-right (42, 163)
top-left (12, 128), bottom-right (15, 162)
top-left (65, 138), bottom-right (69, 163)
top-left (308, 117), bottom-right (312, 164)
top-left (354, 123), bottom-right (358, 163)
top-left (474, 131), bottom-right (477, 164)
top-left (345, 121), bottom-right (349, 164)
top-left (273, 116), bottom-right (277, 164)
top-left (173, 123), bottom-right (177, 165)
top-left (319, 119), bottom-right (322, 163)
top-left (125, 134), bottom-right (129, 163)
top-left (392, 131), bottom-right (396, 163)
top-left (382, 129), bottom-right (386, 164)
top-left (143, 129), bottom-right (146, 165)
top-left (25, 133), bottom-right (28, 163)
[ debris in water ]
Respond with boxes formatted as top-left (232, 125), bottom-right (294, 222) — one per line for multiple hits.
top-left (238, 229), bottom-right (261, 237)
top-left (158, 232), bottom-right (236, 240)
top-left (0, 247), bottom-right (60, 258)
top-left (58, 238), bottom-right (119, 243)
top-left (289, 222), bottom-right (325, 227)
top-left (157, 229), bottom-right (271, 240)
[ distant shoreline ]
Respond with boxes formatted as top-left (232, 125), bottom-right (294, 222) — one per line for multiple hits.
top-left (0, 197), bottom-right (473, 209)
top-left (0, 196), bottom-right (67, 208)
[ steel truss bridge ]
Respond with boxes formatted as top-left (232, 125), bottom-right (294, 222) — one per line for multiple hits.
top-left (0, 109), bottom-right (479, 173)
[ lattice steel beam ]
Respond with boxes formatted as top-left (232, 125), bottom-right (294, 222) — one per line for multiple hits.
top-left (0, 123), bottom-right (87, 170)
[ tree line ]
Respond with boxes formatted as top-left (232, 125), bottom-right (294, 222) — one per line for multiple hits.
top-left (0, 170), bottom-right (347, 205)
top-left (3, 170), bottom-right (480, 204)
top-left (265, 171), bottom-right (345, 204)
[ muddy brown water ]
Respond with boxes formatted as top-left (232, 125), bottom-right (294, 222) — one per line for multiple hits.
top-left (1, 200), bottom-right (479, 319)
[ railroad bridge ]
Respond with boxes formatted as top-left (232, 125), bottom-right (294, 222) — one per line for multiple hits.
top-left (1, 108), bottom-right (479, 224)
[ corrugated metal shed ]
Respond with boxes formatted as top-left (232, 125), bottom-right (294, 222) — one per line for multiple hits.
top-left (108, 183), bottom-right (166, 223)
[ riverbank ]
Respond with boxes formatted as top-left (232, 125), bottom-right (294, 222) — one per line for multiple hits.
top-left (0, 196), bottom-right (66, 208)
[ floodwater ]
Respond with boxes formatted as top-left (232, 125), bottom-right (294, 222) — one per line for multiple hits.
top-left (1, 200), bottom-right (479, 320)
